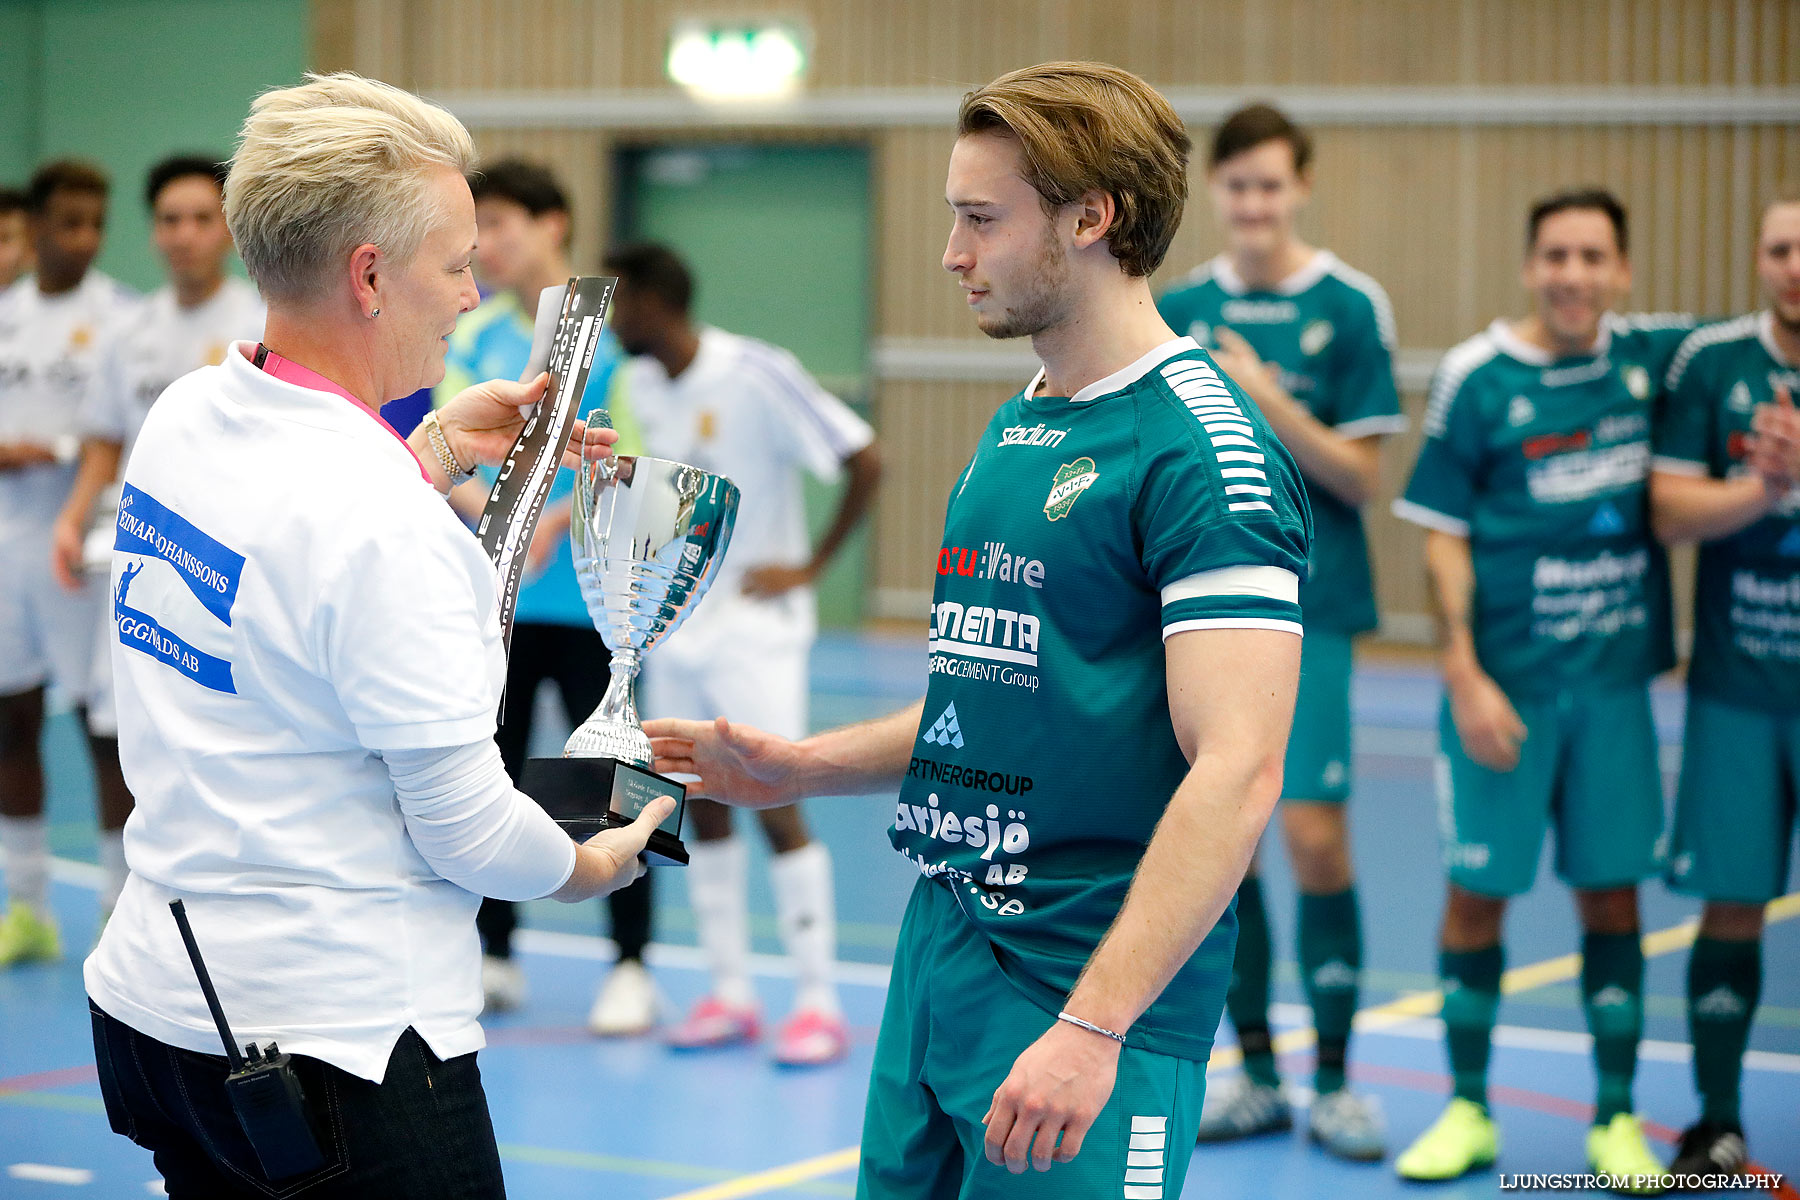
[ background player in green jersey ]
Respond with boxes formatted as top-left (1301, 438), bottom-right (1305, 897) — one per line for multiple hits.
top-left (1392, 189), bottom-right (1692, 1191)
top-left (1157, 102), bottom-right (1403, 1162)
top-left (648, 62), bottom-right (1311, 1199)
top-left (1649, 191), bottom-right (1800, 1187)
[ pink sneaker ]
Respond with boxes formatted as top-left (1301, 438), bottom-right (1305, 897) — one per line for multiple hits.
top-left (664, 995), bottom-right (760, 1049)
top-left (772, 1008), bottom-right (849, 1067)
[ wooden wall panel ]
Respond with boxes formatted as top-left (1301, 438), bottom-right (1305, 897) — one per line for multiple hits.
top-left (322, 0), bottom-right (1800, 633)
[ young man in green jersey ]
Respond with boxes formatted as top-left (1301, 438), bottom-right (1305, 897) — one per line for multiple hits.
top-left (1158, 102), bottom-right (1402, 1162)
top-left (1392, 189), bottom-right (1692, 1191)
top-left (646, 62), bottom-right (1311, 1199)
top-left (1649, 191), bottom-right (1800, 1187)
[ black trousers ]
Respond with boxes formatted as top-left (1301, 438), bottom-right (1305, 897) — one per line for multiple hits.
top-left (91, 1000), bottom-right (506, 1198)
top-left (477, 621), bottom-right (653, 961)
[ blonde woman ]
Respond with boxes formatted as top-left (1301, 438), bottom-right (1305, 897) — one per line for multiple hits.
top-left (83, 74), bottom-right (666, 1198)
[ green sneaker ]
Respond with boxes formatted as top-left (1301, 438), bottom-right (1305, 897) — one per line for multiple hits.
top-left (1587, 1114), bottom-right (1667, 1195)
top-left (1395, 1098), bottom-right (1498, 1181)
top-left (0, 901), bottom-right (61, 967)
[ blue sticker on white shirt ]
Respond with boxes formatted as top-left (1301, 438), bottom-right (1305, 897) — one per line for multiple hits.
top-left (114, 561), bottom-right (237, 694)
top-left (114, 483), bottom-right (244, 626)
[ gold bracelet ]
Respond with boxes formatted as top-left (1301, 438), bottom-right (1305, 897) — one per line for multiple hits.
top-left (423, 410), bottom-right (474, 486)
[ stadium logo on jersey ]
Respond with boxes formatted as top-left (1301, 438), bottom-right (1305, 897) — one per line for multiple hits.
top-left (1300, 319), bottom-right (1334, 357)
top-left (1044, 457), bottom-right (1100, 521)
top-left (921, 701), bottom-right (965, 749)
top-left (998, 422), bottom-right (1069, 449)
top-left (1623, 364), bottom-right (1651, 401)
top-left (1508, 395), bottom-right (1536, 427)
top-left (1729, 381), bottom-right (1753, 414)
top-left (936, 541), bottom-right (1045, 588)
top-left (1588, 501), bottom-right (1625, 536)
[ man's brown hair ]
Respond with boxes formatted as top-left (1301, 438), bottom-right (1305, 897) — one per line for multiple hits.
top-left (957, 62), bottom-right (1190, 278)
top-left (25, 159), bottom-right (108, 215)
top-left (1210, 102), bottom-right (1312, 173)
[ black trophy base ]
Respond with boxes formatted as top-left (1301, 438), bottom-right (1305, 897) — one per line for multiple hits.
top-left (521, 756), bottom-right (689, 866)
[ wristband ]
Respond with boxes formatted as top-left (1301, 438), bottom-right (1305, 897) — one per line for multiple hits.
top-left (423, 410), bottom-right (474, 487)
top-left (1057, 1010), bottom-right (1126, 1045)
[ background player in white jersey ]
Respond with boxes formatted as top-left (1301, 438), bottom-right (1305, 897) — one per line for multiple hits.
top-left (1648, 191), bottom-right (1800, 1186)
top-left (1158, 102), bottom-right (1402, 1160)
top-left (44, 155), bottom-right (264, 925)
top-left (603, 242), bottom-right (882, 1066)
top-left (0, 160), bottom-right (136, 966)
top-left (0, 187), bottom-right (30, 291)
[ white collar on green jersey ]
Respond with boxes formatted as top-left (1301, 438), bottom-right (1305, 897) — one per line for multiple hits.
top-left (1758, 311), bottom-right (1800, 367)
top-left (1486, 314), bottom-right (1616, 366)
top-left (1024, 336), bottom-right (1201, 405)
top-left (1209, 249), bottom-right (1337, 297)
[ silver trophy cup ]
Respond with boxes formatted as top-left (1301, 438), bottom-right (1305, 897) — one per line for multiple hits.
top-left (568, 453), bottom-right (740, 759)
top-left (520, 452), bottom-right (739, 865)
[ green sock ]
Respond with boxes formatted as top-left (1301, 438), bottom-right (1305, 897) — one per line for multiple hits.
top-left (1581, 932), bottom-right (1644, 1125)
top-left (1687, 936), bottom-right (1761, 1127)
top-left (1440, 945), bottom-right (1502, 1109)
top-left (1299, 887), bottom-right (1361, 1095)
top-left (1228, 876), bottom-right (1278, 1088)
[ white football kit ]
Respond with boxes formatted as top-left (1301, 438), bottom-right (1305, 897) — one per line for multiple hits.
top-left (628, 327), bottom-right (873, 737)
top-left (0, 272), bottom-right (138, 697)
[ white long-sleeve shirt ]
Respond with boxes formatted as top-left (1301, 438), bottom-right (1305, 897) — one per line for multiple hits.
top-left (85, 342), bottom-right (574, 1083)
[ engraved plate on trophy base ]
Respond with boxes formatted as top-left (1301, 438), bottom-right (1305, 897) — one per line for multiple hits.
top-left (521, 756), bottom-right (690, 866)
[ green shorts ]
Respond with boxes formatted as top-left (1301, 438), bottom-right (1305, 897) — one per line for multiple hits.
top-left (1435, 685), bottom-right (1665, 898)
top-left (859, 877), bottom-right (1207, 1200)
top-left (1669, 695), bottom-right (1800, 904)
top-left (1284, 632), bottom-right (1354, 804)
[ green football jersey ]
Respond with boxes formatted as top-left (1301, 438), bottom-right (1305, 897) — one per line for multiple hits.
top-left (1654, 312), bottom-right (1800, 712)
top-left (890, 337), bottom-right (1312, 1062)
top-left (1157, 251), bottom-right (1405, 635)
top-left (1396, 313), bottom-right (1691, 698)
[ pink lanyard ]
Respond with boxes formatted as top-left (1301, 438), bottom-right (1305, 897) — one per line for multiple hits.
top-left (251, 343), bottom-right (430, 483)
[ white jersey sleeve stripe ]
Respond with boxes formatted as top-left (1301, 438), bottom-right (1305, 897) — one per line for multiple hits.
top-left (1649, 455), bottom-right (1708, 477)
top-left (1161, 565), bottom-right (1299, 606)
top-left (1391, 496), bottom-right (1471, 536)
top-left (1163, 616), bottom-right (1303, 640)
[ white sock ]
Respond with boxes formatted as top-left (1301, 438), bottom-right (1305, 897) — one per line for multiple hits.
top-left (0, 814), bottom-right (50, 912)
top-left (770, 840), bottom-right (839, 1015)
top-left (98, 829), bottom-right (128, 916)
top-left (688, 836), bottom-right (755, 1008)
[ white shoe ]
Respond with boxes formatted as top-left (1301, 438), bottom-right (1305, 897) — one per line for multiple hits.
top-left (588, 959), bottom-right (658, 1036)
top-left (481, 955), bottom-right (526, 1013)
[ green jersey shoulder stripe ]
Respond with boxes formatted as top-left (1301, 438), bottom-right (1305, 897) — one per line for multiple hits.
top-left (1423, 330), bottom-right (1501, 437)
top-left (1665, 312), bottom-right (1762, 391)
top-left (1324, 256), bottom-right (1398, 351)
top-left (1158, 356), bottom-right (1278, 514)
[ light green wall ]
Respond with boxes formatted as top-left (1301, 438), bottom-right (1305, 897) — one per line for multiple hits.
top-left (4, 0), bottom-right (307, 291)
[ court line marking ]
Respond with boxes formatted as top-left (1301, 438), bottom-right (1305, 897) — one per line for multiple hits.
top-left (7, 1163), bottom-right (94, 1185)
top-left (652, 893), bottom-right (1800, 1200)
top-left (28, 866), bottom-right (1798, 1198)
top-left (1206, 890), bottom-right (1800, 1071)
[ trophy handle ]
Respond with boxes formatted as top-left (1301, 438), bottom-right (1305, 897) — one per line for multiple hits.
top-left (564, 648), bottom-right (652, 767)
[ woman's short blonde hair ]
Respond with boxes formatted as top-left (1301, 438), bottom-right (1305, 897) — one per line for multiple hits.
top-left (226, 73), bottom-right (475, 303)
top-left (958, 62), bottom-right (1190, 278)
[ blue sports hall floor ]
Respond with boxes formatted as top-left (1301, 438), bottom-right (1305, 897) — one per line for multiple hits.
top-left (2, 631), bottom-right (1795, 1198)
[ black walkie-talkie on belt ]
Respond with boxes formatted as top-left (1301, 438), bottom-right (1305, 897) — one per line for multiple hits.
top-left (169, 900), bottom-right (326, 1180)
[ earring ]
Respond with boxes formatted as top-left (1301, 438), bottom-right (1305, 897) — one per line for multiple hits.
top-left (370, 307), bottom-right (381, 317)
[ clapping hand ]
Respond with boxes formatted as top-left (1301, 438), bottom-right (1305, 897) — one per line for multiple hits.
top-left (1747, 384), bottom-right (1800, 490)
